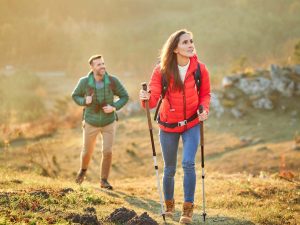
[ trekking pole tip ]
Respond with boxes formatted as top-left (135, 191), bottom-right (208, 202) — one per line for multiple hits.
top-left (162, 214), bottom-right (166, 221)
top-left (202, 212), bottom-right (207, 222)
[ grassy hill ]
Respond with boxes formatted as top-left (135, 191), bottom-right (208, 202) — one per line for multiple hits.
top-left (1, 1), bottom-right (300, 222)
top-left (0, 167), bottom-right (298, 225)
top-left (1, 110), bottom-right (299, 224)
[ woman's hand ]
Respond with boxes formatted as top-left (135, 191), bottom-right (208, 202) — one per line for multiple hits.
top-left (139, 89), bottom-right (150, 101)
top-left (198, 110), bottom-right (208, 121)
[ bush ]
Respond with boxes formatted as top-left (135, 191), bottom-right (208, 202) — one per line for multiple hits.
top-left (292, 40), bottom-right (300, 64)
top-left (0, 71), bottom-right (46, 123)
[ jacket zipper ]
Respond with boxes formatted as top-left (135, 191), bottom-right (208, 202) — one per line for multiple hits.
top-left (183, 79), bottom-right (187, 130)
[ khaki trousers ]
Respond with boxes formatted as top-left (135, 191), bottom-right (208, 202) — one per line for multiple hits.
top-left (80, 121), bottom-right (116, 180)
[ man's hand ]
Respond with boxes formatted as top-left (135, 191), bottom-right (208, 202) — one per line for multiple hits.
top-left (102, 104), bottom-right (116, 113)
top-left (85, 94), bottom-right (93, 105)
top-left (139, 89), bottom-right (150, 101)
top-left (198, 110), bottom-right (208, 121)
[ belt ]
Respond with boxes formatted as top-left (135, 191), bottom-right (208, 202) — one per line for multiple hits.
top-left (157, 112), bottom-right (198, 128)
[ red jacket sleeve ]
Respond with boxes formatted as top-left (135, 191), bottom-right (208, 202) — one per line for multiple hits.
top-left (199, 63), bottom-right (211, 113)
top-left (140, 65), bottom-right (162, 109)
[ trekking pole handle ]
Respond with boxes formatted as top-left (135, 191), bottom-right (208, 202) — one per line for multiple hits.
top-left (142, 82), bottom-right (147, 92)
top-left (198, 105), bottom-right (204, 114)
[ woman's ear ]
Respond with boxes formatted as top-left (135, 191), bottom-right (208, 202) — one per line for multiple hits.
top-left (173, 47), bottom-right (178, 54)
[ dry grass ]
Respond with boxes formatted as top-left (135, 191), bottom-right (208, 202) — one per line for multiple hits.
top-left (0, 167), bottom-right (298, 225)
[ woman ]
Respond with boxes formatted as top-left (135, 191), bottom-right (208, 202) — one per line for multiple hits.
top-left (139, 29), bottom-right (211, 224)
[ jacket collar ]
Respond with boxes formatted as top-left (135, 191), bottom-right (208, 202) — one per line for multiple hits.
top-left (87, 71), bottom-right (111, 88)
top-left (185, 54), bottom-right (199, 78)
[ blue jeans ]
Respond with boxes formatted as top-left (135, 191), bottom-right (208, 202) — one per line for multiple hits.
top-left (159, 124), bottom-right (200, 203)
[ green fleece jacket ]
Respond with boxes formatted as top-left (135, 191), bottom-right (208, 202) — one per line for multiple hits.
top-left (72, 71), bottom-right (129, 127)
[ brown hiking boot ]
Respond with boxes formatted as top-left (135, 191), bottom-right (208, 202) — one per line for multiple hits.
top-left (75, 169), bottom-right (87, 184)
top-left (100, 179), bottom-right (113, 190)
top-left (179, 202), bottom-right (194, 224)
top-left (165, 199), bottom-right (175, 217)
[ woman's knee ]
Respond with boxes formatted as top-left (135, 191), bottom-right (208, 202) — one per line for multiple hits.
top-left (164, 166), bottom-right (176, 177)
top-left (182, 161), bottom-right (195, 170)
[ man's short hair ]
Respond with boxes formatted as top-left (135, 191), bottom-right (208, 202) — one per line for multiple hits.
top-left (88, 55), bottom-right (102, 65)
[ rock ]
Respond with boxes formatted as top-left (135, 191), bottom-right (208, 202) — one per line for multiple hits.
top-left (222, 99), bottom-right (236, 108)
top-left (249, 94), bottom-right (262, 101)
top-left (222, 76), bottom-right (239, 88)
top-left (231, 108), bottom-right (243, 118)
top-left (270, 64), bottom-right (294, 97)
top-left (235, 76), bottom-right (272, 96)
top-left (225, 92), bottom-right (237, 100)
top-left (285, 81), bottom-right (295, 97)
top-left (295, 83), bottom-right (300, 95)
top-left (293, 64), bottom-right (300, 75)
top-left (214, 64), bottom-right (300, 117)
top-left (210, 93), bottom-right (225, 118)
top-left (291, 110), bottom-right (298, 117)
top-left (252, 97), bottom-right (273, 110)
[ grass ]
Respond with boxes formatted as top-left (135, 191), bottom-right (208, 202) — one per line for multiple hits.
top-left (1, 110), bottom-right (299, 224)
top-left (0, 51), bottom-right (300, 224)
top-left (0, 167), bottom-right (298, 225)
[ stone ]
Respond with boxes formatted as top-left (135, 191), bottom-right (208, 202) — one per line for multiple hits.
top-left (293, 65), bottom-right (300, 75)
top-left (210, 93), bottom-right (225, 118)
top-left (222, 75), bottom-right (239, 88)
top-left (231, 108), bottom-right (243, 118)
top-left (252, 97), bottom-right (273, 110)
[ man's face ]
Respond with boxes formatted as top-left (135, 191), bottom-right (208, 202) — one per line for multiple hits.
top-left (91, 58), bottom-right (106, 76)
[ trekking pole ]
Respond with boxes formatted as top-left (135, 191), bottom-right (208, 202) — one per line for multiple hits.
top-left (198, 105), bottom-right (207, 222)
top-left (141, 82), bottom-right (166, 222)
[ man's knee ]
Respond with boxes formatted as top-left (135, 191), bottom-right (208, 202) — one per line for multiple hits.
top-left (102, 146), bottom-right (113, 154)
top-left (102, 151), bottom-right (112, 157)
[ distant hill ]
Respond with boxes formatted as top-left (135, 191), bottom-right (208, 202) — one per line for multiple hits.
top-left (0, 0), bottom-right (300, 77)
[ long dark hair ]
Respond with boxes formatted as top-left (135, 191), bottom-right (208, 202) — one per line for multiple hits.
top-left (160, 29), bottom-right (193, 91)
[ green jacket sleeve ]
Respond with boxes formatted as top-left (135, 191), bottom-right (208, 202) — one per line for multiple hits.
top-left (71, 78), bottom-right (87, 106)
top-left (111, 76), bottom-right (129, 110)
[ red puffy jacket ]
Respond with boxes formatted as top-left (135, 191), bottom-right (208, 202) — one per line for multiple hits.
top-left (142, 55), bottom-right (211, 133)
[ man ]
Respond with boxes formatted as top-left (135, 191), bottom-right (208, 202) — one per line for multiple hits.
top-left (72, 55), bottom-right (129, 190)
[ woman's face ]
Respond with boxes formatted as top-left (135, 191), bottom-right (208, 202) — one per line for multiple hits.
top-left (174, 33), bottom-right (195, 58)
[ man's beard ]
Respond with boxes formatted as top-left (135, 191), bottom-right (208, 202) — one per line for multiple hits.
top-left (95, 71), bottom-right (105, 77)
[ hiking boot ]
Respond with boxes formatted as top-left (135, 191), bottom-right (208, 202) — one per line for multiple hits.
top-left (100, 179), bottom-right (113, 190)
top-left (165, 199), bottom-right (175, 218)
top-left (179, 202), bottom-right (194, 224)
top-left (75, 169), bottom-right (87, 184)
